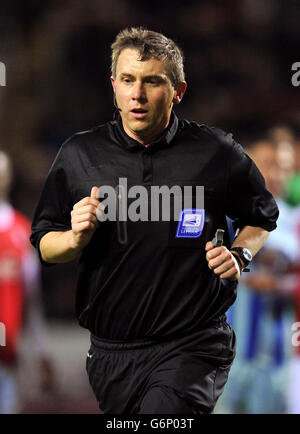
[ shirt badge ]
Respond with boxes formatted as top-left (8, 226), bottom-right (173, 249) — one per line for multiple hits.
top-left (176, 209), bottom-right (205, 238)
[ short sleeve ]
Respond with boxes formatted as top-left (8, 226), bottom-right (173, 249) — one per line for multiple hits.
top-left (30, 142), bottom-right (74, 265)
top-left (225, 139), bottom-right (279, 232)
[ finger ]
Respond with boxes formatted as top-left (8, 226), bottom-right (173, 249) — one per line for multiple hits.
top-left (90, 186), bottom-right (99, 200)
top-left (73, 196), bottom-right (91, 209)
top-left (220, 267), bottom-right (239, 280)
top-left (213, 258), bottom-right (236, 275)
top-left (73, 197), bottom-right (100, 210)
top-left (207, 248), bottom-right (232, 268)
top-left (73, 204), bottom-right (99, 215)
top-left (206, 245), bottom-right (224, 261)
top-left (73, 220), bottom-right (97, 232)
top-left (73, 213), bottom-right (98, 224)
top-left (205, 241), bottom-right (214, 251)
top-left (96, 203), bottom-right (106, 221)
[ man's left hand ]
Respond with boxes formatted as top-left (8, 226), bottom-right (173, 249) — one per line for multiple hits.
top-left (205, 241), bottom-right (240, 281)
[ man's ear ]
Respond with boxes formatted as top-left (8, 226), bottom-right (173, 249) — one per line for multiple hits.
top-left (173, 81), bottom-right (187, 105)
top-left (110, 76), bottom-right (115, 91)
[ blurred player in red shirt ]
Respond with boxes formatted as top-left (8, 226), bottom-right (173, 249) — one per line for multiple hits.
top-left (0, 150), bottom-right (53, 413)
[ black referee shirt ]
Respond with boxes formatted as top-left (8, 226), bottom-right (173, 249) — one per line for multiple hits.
top-left (30, 112), bottom-right (279, 340)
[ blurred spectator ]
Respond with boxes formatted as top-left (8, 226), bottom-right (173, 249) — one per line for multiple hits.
top-left (267, 125), bottom-right (299, 208)
top-left (217, 136), bottom-right (298, 413)
top-left (287, 205), bottom-right (300, 414)
top-left (0, 150), bottom-right (54, 413)
top-left (285, 138), bottom-right (300, 207)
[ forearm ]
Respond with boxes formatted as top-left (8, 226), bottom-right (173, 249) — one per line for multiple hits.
top-left (39, 188), bottom-right (101, 264)
top-left (232, 225), bottom-right (270, 257)
top-left (40, 231), bottom-right (81, 263)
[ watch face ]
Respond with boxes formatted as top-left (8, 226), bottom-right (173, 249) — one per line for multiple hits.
top-left (243, 248), bottom-right (252, 262)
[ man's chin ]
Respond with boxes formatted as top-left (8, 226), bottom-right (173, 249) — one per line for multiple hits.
top-left (127, 120), bottom-right (151, 134)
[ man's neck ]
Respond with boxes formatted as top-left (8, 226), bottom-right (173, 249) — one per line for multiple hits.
top-left (122, 116), bottom-right (172, 147)
top-left (123, 127), bottom-right (165, 147)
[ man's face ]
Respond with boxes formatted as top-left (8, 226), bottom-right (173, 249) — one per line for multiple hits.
top-left (111, 48), bottom-right (186, 144)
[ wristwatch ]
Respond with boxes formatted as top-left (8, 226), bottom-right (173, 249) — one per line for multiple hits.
top-left (230, 247), bottom-right (252, 272)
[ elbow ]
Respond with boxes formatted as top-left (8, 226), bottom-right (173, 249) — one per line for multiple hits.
top-left (39, 234), bottom-right (53, 263)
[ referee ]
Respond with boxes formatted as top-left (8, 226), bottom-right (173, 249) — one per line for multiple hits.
top-left (30, 27), bottom-right (279, 414)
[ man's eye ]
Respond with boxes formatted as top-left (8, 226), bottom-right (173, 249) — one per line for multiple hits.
top-left (122, 78), bottom-right (132, 83)
top-left (146, 79), bottom-right (157, 85)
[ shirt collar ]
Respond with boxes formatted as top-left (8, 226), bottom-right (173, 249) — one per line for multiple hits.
top-left (113, 111), bottom-right (179, 152)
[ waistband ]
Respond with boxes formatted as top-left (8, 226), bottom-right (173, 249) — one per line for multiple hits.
top-left (90, 314), bottom-right (227, 351)
top-left (90, 334), bottom-right (163, 350)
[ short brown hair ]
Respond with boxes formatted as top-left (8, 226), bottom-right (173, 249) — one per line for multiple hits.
top-left (111, 27), bottom-right (185, 88)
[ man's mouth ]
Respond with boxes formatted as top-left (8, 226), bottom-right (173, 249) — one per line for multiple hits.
top-left (130, 109), bottom-right (148, 119)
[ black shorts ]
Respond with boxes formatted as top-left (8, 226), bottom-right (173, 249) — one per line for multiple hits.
top-left (86, 318), bottom-right (236, 414)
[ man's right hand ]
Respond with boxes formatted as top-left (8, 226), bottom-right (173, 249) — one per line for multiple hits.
top-left (70, 186), bottom-right (104, 251)
top-left (40, 186), bottom-right (105, 263)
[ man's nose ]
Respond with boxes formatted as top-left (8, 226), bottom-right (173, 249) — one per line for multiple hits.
top-left (132, 82), bottom-right (146, 101)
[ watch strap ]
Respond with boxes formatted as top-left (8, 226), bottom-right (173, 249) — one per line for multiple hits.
top-left (231, 251), bottom-right (250, 273)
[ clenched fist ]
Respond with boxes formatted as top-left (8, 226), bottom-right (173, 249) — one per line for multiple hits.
top-left (205, 241), bottom-right (240, 281)
top-left (70, 186), bottom-right (105, 250)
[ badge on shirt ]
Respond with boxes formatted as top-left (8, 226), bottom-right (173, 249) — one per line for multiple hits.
top-left (176, 209), bottom-right (205, 238)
